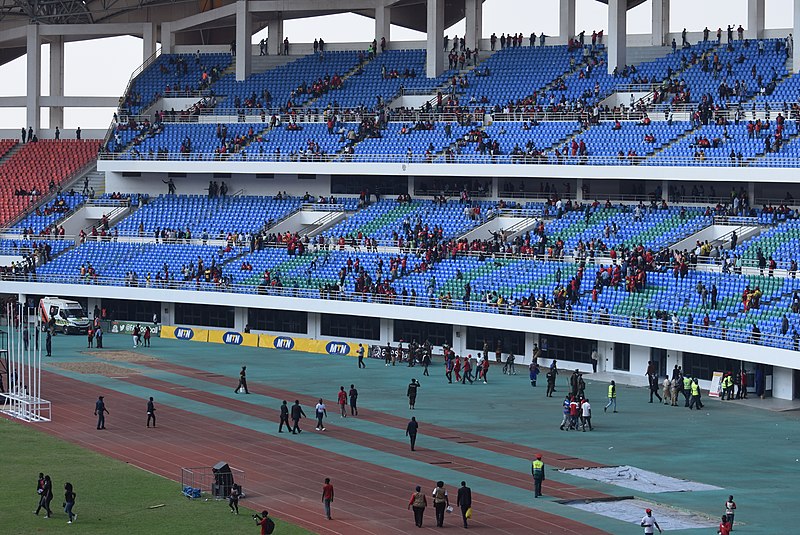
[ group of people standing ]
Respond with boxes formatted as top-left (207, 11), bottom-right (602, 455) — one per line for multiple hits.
top-left (35, 473), bottom-right (76, 524)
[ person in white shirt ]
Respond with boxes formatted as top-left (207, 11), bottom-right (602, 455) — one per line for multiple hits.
top-left (640, 508), bottom-right (662, 534)
top-left (315, 399), bottom-right (327, 431)
top-left (580, 399), bottom-right (592, 431)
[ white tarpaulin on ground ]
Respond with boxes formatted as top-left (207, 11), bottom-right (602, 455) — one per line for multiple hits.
top-left (562, 465), bottom-right (722, 493)
top-left (565, 497), bottom-right (718, 531)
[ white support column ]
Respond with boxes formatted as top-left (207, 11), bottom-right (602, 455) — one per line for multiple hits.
top-left (426, 0), bottom-right (444, 78)
top-left (160, 22), bottom-right (174, 54)
top-left (795, 0), bottom-right (800, 72)
top-left (607, 0), bottom-right (627, 75)
top-left (559, 0), bottom-right (576, 43)
top-left (143, 22), bottom-right (157, 62)
top-left (235, 0), bottom-right (252, 81)
top-left (746, 0), bottom-right (765, 40)
top-left (26, 24), bottom-right (41, 132)
top-left (651, 0), bottom-right (670, 46)
top-left (465, 0), bottom-right (482, 51)
top-left (48, 36), bottom-right (64, 131)
top-left (375, 0), bottom-right (390, 53)
top-left (268, 17), bottom-right (283, 55)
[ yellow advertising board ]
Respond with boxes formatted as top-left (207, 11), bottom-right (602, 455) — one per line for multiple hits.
top-left (160, 326), bottom-right (358, 356)
top-left (160, 325), bottom-right (209, 342)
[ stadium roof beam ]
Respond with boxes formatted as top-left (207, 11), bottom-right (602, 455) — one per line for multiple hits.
top-left (607, 0), bottom-right (626, 74)
top-left (746, 0), bottom-right (764, 40)
top-left (560, 0), bottom-right (575, 43)
top-left (795, 0), bottom-right (800, 72)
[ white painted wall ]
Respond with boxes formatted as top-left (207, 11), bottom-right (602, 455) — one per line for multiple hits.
top-left (100, 158), bottom-right (800, 185)
top-left (772, 366), bottom-right (795, 400)
top-left (104, 171), bottom-right (334, 198)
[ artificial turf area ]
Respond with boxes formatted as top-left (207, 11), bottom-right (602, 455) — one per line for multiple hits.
top-left (0, 418), bottom-right (315, 535)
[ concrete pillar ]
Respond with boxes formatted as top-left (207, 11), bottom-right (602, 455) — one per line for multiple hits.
top-left (651, 0), bottom-right (670, 46)
top-left (143, 22), bottom-right (157, 62)
top-left (375, 0), bottom-right (391, 53)
top-left (795, 0), bottom-right (800, 72)
top-left (607, 0), bottom-right (627, 75)
top-left (26, 24), bottom-right (41, 132)
top-left (772, 366), bottom-right (795, 400)
top-left (746, 0), bottom-right (765, 40)
top-left (576, 178), bottom-right (584, 201)
top-left (426, 0), bottom-right (444, 78)
top-left (559, 0), bottom-right (576, 43)
top-left (465, 0), bottom-right (482, 50)
top-left (235, 0), bottom-right (252, 81)
top-left (160, 22), bottom-right (174, 54)
top-left (268, 17), bottom-right (283, 55)
top-left (49, 36), bottom-right (64, 131)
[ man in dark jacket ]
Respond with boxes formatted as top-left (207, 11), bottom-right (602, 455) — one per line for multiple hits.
top-left (457, 481), bottom-right (472, 528)
top-left (278, 400), bottom-right (291, 432)
top-left (290, 400), bottom-right (306, 434)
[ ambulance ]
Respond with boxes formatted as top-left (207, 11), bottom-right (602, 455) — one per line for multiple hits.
top-left (39, 297), bottom-right (91, 334)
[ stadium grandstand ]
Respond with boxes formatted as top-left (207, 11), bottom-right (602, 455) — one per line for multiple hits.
top-left (2, 0), bottom-right (800, 530)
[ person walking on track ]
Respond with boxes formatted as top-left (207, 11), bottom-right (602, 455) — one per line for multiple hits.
top-left (321, 478), bottom-right (334, 520)
top-left (234, 366), bottom-right (249, 394)
top-left (407, 378), bottom-right (420, 409)
top-left (290, 400), bottom-right (306, 434)
top-left (146, 396), bottom-right (156, 427)
top-left (315, 398), bottom-right (328, 431)
top-left (348, 384), bottom-right (358, 416)
top-left (406, 416), bottom-right (419, 451)
top-left (337, 386), bottom-right (347, 418)
top-left (408, 485), bottom-right (427, 528)
top-left (94, 396), bottom-right (108, 429)
top-left (279, 400), bottom-right (292, 432)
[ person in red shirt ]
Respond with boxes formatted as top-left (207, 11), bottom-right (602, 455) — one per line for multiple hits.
top-left (322, 478), bottom-right (334, 520)
top-left (718, 515), bottom-right (732, 535)
top-left (254, 510), bottom-right (275, 534)
top-left (337, 386), bottom-right (347, 418)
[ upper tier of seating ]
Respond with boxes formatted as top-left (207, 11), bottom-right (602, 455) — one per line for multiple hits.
top-left (113, 194), bottom-right (305, 236)
top-left (311, 49), bottom-right (456, 109)
top-left (0, 140), bottom-right (100, 228)
top-left (125, 53), bottom-right (232, 114)
top-left (211, 51), bottom-right (361, 110)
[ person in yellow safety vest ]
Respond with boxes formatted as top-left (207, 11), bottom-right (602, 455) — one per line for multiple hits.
top-left (604, 380), bottom-right (617, 413)
top-left (721, 373), bottom-right (734, 400)
top-left (689, 378), bottom-right (704, 410)
top-left (531, 454), bottom-right (545, 498)
top-left (682, 375), bottom-right (692, 406)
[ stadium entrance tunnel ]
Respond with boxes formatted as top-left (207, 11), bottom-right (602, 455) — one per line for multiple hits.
top-left (559, 496), bottom-right (719, 530)
top-left (560, 465), bottom-right (722, 493)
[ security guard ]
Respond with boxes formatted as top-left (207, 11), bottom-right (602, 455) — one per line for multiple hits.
top-left (682, 374), bottom-right (693, 406)
top-left (604, 380), bottom-right (617, 412)
top-left (531, 453), bottom-right (545, 498)
top-left (689, 378), bottom-right (703, 410)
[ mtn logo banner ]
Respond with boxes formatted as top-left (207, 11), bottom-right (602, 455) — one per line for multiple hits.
top-left (223, 332), bottom-right (243, 345)
top-left (175, 328), bottom-right (194, 340)
top-left (325, 341), bottom-right (351, 355)
top-left (273, 336), bottom-right (295, 350)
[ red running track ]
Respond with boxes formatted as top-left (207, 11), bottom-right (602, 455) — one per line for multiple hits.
top-left (6, 370), bottom-right (610, 535)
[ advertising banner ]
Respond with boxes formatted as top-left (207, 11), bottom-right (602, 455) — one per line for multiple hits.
top-left (160, 325), bottom-right (209, 342)
top-left (207, 329), bottom-right (259, 347)
top-left (110, 321), bottom-right (161, 336)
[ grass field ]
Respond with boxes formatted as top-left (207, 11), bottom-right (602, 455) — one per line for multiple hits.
top-left (0, 418), bottom-right (315, 535)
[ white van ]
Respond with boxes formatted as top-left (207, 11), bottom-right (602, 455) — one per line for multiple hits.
top-left (40, 297), bottom-right (91, 334)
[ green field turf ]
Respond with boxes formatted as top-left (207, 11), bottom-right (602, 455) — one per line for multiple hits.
top-left (0, 418), bottom-right (315, 535)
